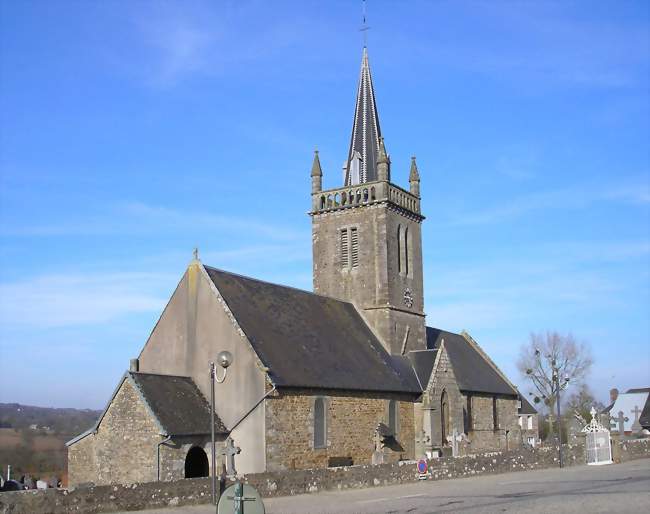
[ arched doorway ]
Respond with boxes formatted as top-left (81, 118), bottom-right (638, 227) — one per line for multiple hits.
top-left (184, 446), bottom-right (209, 478)
top-left (441, 390), bottom-right (449, 446)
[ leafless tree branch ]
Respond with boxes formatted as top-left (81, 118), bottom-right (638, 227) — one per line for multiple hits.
top-left (517, 331), bottom-right (593, 412)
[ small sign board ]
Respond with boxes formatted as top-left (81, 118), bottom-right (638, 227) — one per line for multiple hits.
top-left (417, 458), bottom-right (428, 479)
top-left (218, 482), bottom-right (265, 514)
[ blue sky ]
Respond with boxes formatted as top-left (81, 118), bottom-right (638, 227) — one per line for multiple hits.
top-left (0, 0), bottom-right (648, 409)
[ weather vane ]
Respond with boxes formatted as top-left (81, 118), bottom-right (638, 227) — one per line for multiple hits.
top-left (360, 0), bottom-right (370, 47)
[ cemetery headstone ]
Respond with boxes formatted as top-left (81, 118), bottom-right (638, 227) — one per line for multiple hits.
top-left (630, 405), bottom-right (643, 433)
top-left (219, 437), bottom-right (241, 478)
top-left (617, 410), bottom-right (629, 435)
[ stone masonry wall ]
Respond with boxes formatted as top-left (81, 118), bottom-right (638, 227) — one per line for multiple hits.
top-left (68, 380), bottom-right (221, 487)
top-left (425, 346), bottom-right (463, 450)
top-left (467, 395), bottom-right (521, 452)
top-left (265, 388), bottom-right (415, 471)
top-left (519, 413), bottom-right (539, 445)
top-left (67, 433), bottom-right (96, 488)
top-left (68, 380), bottom-right (160, 487)
top-left (311, 198), bottom-right (426, 355)
top-left (4, 439), bottom-right (648, 514)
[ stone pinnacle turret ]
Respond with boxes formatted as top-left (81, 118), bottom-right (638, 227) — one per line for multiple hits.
top-left (311, 149), bottom-right (323, 193)
top-left (409, 156), bottom-right (420, 197)
top-left (377, 137), bottom-right (390, 182)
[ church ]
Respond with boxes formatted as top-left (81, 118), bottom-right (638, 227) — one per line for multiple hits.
top-left (67, 47), bottom-right (530, 487)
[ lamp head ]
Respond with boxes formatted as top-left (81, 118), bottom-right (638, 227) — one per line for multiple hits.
top-left (217, 350), bottom-right (233, 369)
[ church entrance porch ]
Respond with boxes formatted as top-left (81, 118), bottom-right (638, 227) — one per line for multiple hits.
top-left (184, 446), bottom-right (209, 478)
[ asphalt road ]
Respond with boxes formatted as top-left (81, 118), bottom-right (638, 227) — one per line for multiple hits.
top-left (123, 458), bottom-right (650, 514)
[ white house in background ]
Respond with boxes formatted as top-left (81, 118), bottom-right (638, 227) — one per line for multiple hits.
top-left (518, 394), bottom-right (539, 447)
top-left (604, 388), bottom-right (650, 432)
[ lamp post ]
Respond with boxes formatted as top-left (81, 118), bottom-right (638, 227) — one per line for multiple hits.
top-left (527, 350), bottom-right (569, 468)
top-left (210, 350), bottom-right (233, 506)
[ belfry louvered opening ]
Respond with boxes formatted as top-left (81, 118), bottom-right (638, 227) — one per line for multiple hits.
top-left (340, 228), bottom-right (349, 268)
top-left (350, 227), bottom-right (359, 268)
top-left (340, 226), bottom-right (359, 270)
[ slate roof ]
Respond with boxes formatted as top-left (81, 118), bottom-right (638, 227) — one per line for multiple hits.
top-left (518, 394), bottom-right (538, 415)
top-left (407, 349), bottom-right (438, 389)
top-left (67, 372), bottom-right (226, 446)
top-left (129, 372), bottom-right (227, 436)
top-left (345, 47), bottom-right (382, 185)
top-left (205, 266), bottom-right (421, 395)
top-left (426, 327), bottom-right (518, 396)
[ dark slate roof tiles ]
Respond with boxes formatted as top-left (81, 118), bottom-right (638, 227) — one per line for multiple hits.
top-left (407, 349), bottom-right (437, 389)
top-left (345, 47), bottom-right (382, 185)
top-left (426, 327), bottom-right (517, 396)
top-left (518, 394), bottom-right (538, 415)
top-left (205, 266), bottom-right (421, 395)
top-left (129, 372), bottom-right (227, 435)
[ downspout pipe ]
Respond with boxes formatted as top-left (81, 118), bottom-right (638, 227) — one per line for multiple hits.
top-left (157, 435), bottom-right (172, 481)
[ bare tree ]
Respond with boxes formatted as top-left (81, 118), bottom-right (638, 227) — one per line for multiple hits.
top-left (517, 332), bottom-right (593, 412)
top-left (566, 383), bottom-right (605, 424)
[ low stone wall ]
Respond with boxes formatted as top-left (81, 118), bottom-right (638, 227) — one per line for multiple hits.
top-left (1, 439), bottom-right (648, 514)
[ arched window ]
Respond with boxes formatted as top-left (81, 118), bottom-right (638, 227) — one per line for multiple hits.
top-left (184, 446), bottom-right (209, 478)
top-left (404, 226), bottom-right (409, 276)
top-left (441, 390), bottom-right (449, 446)
top-left (388, 400), bottom-right (399, 435)
top-left (314, 397), bottom-right (327, 448)
top-left (397, 225), bottom-right (402, 273)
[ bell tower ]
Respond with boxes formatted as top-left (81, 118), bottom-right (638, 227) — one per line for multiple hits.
top-left (310, 47), bottom-right (426, 355)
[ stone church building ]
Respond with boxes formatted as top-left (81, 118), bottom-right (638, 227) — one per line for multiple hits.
top-left (67, 47), bottom-right (530, 487)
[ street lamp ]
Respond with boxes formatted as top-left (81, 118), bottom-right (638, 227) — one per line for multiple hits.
top-left (210, 350), bottom-right (233, 506)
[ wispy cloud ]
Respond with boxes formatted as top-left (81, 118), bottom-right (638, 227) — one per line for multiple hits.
top-left (425, 238), bottom-right (650, 331)
top-left (0, 272), bottom-right (170, 328)
top-left (127, 3), bottom-right (312, 87)
top-left (427, 300), bottom-right (513, 331)
top-left (137, 14), bottom-right (216, 87)
top-left (445, 180), bottom-right (650, 226)
top-left (495, 144), bottom-right (540, 181)
top-left (122, 202), bottom-right (304, 241)
top-left (430, 1), bottom-right (650, 90)
top-left (0, 201), bottom-right (305, 242)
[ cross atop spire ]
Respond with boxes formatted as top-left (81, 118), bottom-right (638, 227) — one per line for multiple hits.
top-left (360, 0), bottom-right (370, 47)
top-left (344, 47), bottom-right (382, 186)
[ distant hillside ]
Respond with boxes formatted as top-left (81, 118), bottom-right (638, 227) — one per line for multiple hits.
top-left (0, 404), bottom-right (102, 482)
top-left (0, 403), bottom-right (101, 436)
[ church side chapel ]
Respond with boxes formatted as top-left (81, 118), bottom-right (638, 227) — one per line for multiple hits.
top-left (67, 46), bottom-right (530, 487)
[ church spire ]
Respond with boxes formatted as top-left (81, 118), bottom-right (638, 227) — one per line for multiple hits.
top-left (344, 47), bottom-right (382, 186)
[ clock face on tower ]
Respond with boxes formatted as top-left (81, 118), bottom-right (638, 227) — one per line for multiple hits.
top-left (403, 288), bottom-right (413, 308)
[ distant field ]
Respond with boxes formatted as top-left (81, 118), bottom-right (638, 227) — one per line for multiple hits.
top-left (0, 428), bottom-right (70, 451)
top-left (0, 403), bottom-right (99, 481)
